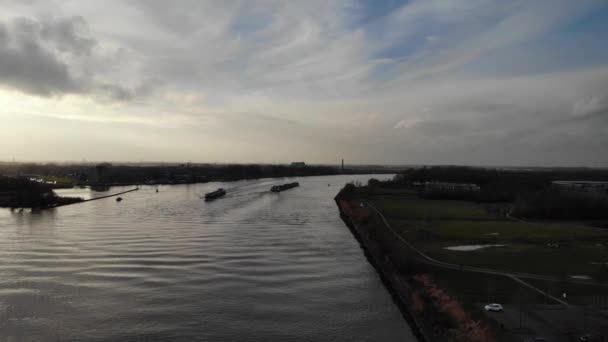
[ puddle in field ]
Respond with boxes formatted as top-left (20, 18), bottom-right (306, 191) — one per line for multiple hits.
top-left (570, 275), bottom-right (592, 280)
top-left (444, 244), bottom-right (505, 251)
top-left (484, 232), bottom-right (500, 236)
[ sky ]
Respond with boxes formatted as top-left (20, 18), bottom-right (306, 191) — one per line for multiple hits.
top-left (1, 0), bottom-right (607, 166)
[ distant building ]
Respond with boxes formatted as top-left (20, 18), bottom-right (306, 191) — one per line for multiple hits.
top-left (552, 181), bottom-right (608, 197)
top-left (291, 162), bottom-right (306, 168)
top-left (95, 163), bottom-right (112, 183)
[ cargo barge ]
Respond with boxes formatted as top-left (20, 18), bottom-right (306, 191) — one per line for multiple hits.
top-left (270, 182), bottom-right (299, 192)
top-left (204, 188), bottom-right (226, 201)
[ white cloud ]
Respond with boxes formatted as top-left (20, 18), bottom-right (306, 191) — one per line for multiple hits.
top-left (572, 95), bottom-right (606, 117)
top-left (0, 0), bottom-right (606, 165)
top-left (393, 118), bottom-right (417, 129)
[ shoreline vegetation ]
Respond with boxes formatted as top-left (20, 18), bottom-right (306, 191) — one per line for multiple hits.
top-left (335, 167), bottom-right (608, 341)
top-left (0, 162), bottom-right (393, 209)
top-left (335, 190), bottom-right (496, 342)
top-left (0, 176), bottom-right (84, 209)
top-left (0, 162), bottom-right (396, 188)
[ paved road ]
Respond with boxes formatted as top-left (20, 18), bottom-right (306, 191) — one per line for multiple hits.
top-left (482, 306), bottom-right (570, 342)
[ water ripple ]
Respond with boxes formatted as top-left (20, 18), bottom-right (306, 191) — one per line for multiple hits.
top-left (0, 175), bottom-right (415, 341)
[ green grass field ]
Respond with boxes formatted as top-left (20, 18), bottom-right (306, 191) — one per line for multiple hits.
top-left (420, 242), bottom-right (608, 276)
top-left (368, 193), bottom-right (608, 338)
top-left (375, 196), bottom-right (503, 221)
top-left (370, 195), bottom-right (608, 281)
top-left (431, 220), bottom-right (603, 241)
top-left (427, 265), bottom-right (548, 305)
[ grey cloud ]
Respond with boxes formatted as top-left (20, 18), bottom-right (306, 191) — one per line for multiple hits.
top-left (96, 77), bottom-right (163, 102)
top-left (97, 83), bottom-right (135, 102)
top-left (9, 16), bottom-right (96, 56)
top-left (0, 22), bottom-right (7, 45)
top-left (0, 15), bottom-right (146, 101)
top-left (0, 16), bottom-right (92, 96)
top-left (40, 16), bottom-right (96, 55)
top-left (0, 21), bottom-right (83, 96)
top-left (381, 69), bottom-right (608, 166)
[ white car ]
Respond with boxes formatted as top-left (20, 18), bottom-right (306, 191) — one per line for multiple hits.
top-left (484, 303), bottom-right (503, 312)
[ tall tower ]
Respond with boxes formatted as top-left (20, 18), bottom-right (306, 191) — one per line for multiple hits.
top-left (341, 159), bottom-right (344, 171)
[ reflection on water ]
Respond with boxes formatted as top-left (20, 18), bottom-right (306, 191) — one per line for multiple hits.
top-left (55, 186), bottom-right (112, 200)
top-left (0, 175), bottom-right (416, 341)
top-left (9, 207), bottom-right (57, 227)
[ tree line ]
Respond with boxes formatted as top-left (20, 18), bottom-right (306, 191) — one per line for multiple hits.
top-left (369, 166), bottom-right (608, 220)
top-left (0, 163), bottom-right (346, 185)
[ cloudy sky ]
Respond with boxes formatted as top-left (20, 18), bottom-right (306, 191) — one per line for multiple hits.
top-left (1, 0), bottom-right (607, 166)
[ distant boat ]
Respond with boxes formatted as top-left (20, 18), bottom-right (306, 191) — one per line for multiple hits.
top-left (271, 182), bottom-right (299, 192)
top-left (204, 188), bottom-right (226, 201)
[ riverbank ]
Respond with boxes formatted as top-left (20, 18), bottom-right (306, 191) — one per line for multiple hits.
top-left (0, 176), bottom-right (83, 209)
top-left (73, 171), bottom-right (395, 187)
top-left (336, 182), bottom-right (608, 341)
top-left (334, 197), bottom-right (430, 342)
top-left (335, 186), bottom-right (499, 342)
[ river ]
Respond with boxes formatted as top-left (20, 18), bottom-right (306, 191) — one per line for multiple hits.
top-left (0, 174), bottom-right (416, 341)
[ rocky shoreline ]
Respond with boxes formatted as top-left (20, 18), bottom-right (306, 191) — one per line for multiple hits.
top-left (335, 196), bottom-right (430, 342)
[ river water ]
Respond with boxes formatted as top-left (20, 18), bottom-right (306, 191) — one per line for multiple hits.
top-left (0, 175), bottom-right (416, 341)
